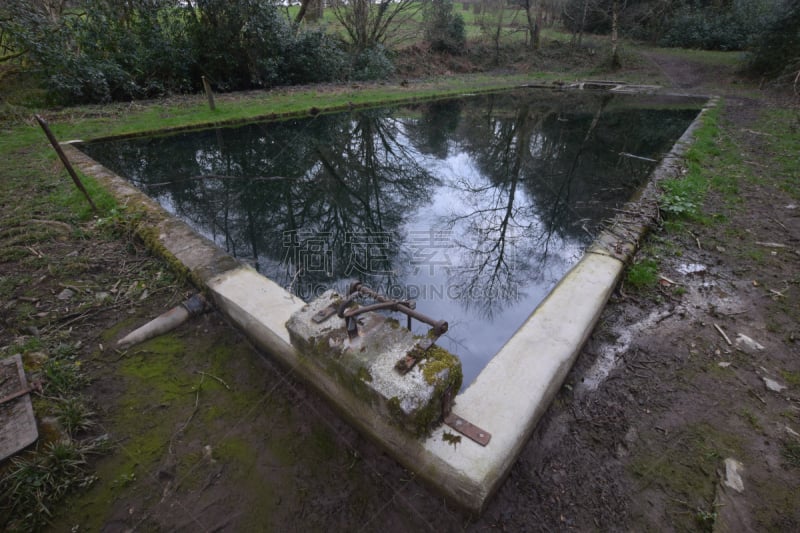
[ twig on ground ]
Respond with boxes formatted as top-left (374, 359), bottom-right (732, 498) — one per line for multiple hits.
top-left (748, 388), bottom-right (767, 405)
top-left (196, 371), bottom-right (231, 390)
top-left (689, 231), bottom-right (702, 250)
top-left (768, 216), bottom-right (788, 232)
top-left (713, 323), bottom-right (732, 346)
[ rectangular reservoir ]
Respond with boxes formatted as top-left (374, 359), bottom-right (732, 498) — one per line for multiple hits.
top-left (78, 89), bottom-right (703, 389)
top-left (67, 87), bottom-right (709, 512)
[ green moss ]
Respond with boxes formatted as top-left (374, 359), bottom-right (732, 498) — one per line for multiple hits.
top-left (629, 423), bottom-right (743, 529)
top-left (442, 432), bottom-right (462, 448)
top-left (137, 224), bottom-right (192, 285)
top-left (387, 396), bottom-right (403, 420)
top-left (781, 370), bottom-right (800, 388)
top-left (421, 345), bottom-right (462, 389)
top-left (216, 437), bottom-right (257, 467)
top-left (308, 427), bottom-right (338, 462)
top-left (356, 366), bottom-right (373, 383)
top-left (384, 345), bottom-right (462, 438)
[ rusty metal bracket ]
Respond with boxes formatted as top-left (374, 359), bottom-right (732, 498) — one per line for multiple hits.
top-left (0, 381), bottom-right (42, 406)
top-left (335, 282), bottom-right (450, 373)
top-left (444, 413), bottom-right (492, 447)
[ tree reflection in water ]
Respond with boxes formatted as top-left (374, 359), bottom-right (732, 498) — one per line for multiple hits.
top-left (80, 90), bottom-right (701, 385)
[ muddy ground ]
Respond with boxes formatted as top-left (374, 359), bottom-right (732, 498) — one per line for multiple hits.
top-left (1, 51), bottom-right (799, 532)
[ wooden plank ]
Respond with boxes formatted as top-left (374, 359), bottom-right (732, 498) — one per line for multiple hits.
top-left (0, 354), bottom-right (38, 461)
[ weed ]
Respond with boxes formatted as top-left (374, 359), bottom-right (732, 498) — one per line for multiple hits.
top-left (782, 441), bottom-right (800, 467)
top-left (757, 109), bottom-right (800, 199)
top-left (740, 409), bottom-right (763, 432)
top-left (55, 398), bottom-right (96, 437)
top-left (626, 259), bottom-right (659, 290)
top-left (95, 204), bottom-right (143, 239)
top-left (0, 439), bottom-right (102, 531)
top-left (111, 472), bottom-right (136, 488)
top-left (15, 336), bottom-right (44, 354)
top-left (54, 342), bottom-right (78, 359)
top-left (42, 358), bottom-right (86, 395)
top-left (660, 192), bottom-right (698, 217)
top-left (781, 371), bottom-right (800, 387)
top-left (695, 507), bottom-right (717, 532)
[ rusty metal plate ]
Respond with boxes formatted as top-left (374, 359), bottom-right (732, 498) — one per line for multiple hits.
top-left (444, 413), bottom-right (491, 447)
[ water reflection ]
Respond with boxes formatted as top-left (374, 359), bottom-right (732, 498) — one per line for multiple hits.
top-left (80, 89), bottom-right (700, 386)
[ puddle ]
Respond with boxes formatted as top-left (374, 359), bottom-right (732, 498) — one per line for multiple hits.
top-left (677, 263), bottom-right (707, 275)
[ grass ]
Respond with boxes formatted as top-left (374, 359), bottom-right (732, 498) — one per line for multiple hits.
top-left (757, 108), bottom-right (800, 199)
top-left (626, 258), bottom-right (659, 290)
top-left (630, 423), bottom-right (742, 530)
top-left (637, 45), bottom-right (745, 67)
top-left (54, 398), bottom-right (96, 437)
top-left (0, 438), bottom-right (106, 532)
top-left (784, 441), bottom-right (800, 468)
top-left (658, 105), bottom-right (721, 221)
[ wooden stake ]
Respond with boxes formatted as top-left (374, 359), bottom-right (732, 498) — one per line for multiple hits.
top-left (35, 114), bottom-right (97, 213)
top-left (202, 76), bottom-right (216, 111)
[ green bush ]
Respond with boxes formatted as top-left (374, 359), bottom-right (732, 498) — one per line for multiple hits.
top-left (658, 0), bottom-right (774, 51)
top-left (284, 30), bottom-right (349, 85)
top-left (424, 0), bottom-right (467, 54)
top-left (0, 0), bottom-right (389, 105)
top-left (350, 45), bottom-right (395, 81)
top-left (746, 0), bottom-right (800, 78)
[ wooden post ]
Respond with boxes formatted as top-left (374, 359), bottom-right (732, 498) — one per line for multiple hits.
top-left (202, 76), bottom-right (216, 111)
top-left (34, 114), bottom-right (98, 213)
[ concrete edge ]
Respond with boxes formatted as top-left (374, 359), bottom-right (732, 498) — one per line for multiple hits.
top-left (60, 93), bottom-right (718, 514)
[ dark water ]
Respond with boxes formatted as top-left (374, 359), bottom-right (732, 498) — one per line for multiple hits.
top-left (80, 89), bottom-right (702, 387)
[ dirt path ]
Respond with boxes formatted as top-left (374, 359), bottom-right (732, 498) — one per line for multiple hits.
top-left (2, 52), bottom-right (798, 532)
top-left (490, 54), bottom-right (800, 531)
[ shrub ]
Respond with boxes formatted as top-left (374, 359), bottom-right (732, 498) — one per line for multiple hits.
top-left (350, 45), bottom-right (395, 81)
top-left (746, 0), bottom-right (800, 79)
top-left (424, 0), bottom-right (467, 54)
top-left (659, 0), bottom-right (775, 51)
top-left (285, 30), bottom-right (349, 84)
top-left (1, 0), bottom-right (375, 104)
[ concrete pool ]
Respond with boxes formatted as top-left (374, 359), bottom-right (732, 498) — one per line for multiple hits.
top-left (62, 85), bottom-right (714, 512)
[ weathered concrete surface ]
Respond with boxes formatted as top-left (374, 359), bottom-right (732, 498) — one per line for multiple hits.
top-left (421, 252), bottom-right (626, 509)
top-left (61, 143), bottom-right (239, 285)
top-left (286, 290), bottom-right (461, 437)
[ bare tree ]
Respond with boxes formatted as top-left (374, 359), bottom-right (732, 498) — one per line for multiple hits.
top-left (330, 0), bottom-right (422, 51)
top-left (479, 0), bottom-right (522, 64)
top-left (610, 0), bottom-right (626, 68)
top-left (34, 0), bottom-right (69, 23)
top-left (295, 0), bottom-right (324, 24)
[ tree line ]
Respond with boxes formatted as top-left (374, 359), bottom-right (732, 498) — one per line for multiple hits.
top-left (1, 0), bottom-right (797, 105)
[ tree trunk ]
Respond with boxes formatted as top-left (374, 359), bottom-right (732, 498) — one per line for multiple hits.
top-left (295, 0), bottom-right (311, 24)
top-left (525, 1), bottom-right (536, 50)
top-left (534, 5), bottom-right (543, 50)
top-left (296, 0), bottom-right (323, 24)
top-left (610, 0), bottom-right (621, 69)
top-left (574, 0), bottom-right (590, 47)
